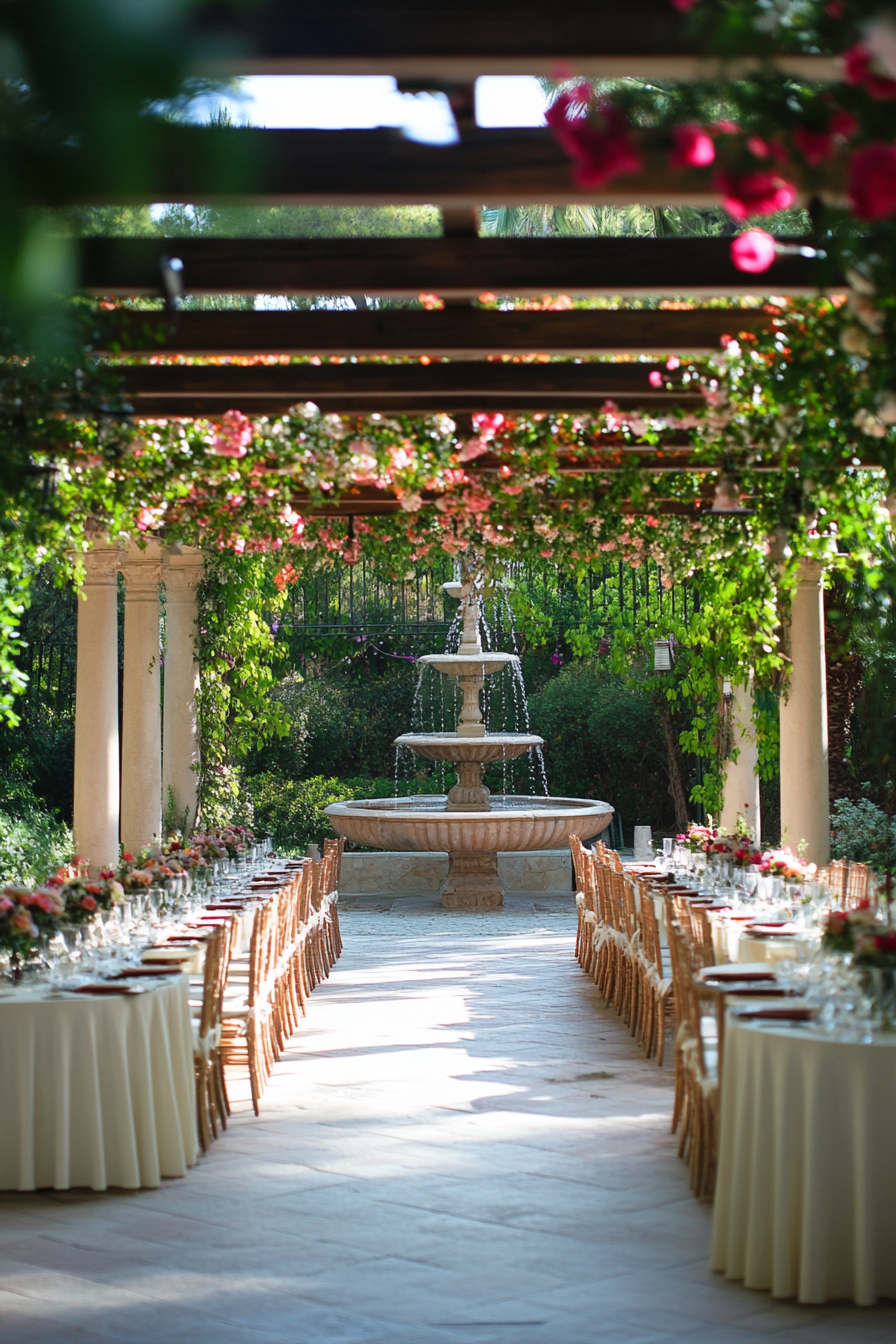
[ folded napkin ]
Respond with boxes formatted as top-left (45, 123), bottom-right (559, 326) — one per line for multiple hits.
top-left (736, 1005), bottom-right (817, 1022)
top-left (68, 983), bottom-right (143, 996)
top-left (703, 969), bottom-right (777, 982)
top-left (111, 966), bottom-right (182, 978)
top-left (746, 923), bottom-right (799, 937)
top-left (715, 986), bottom-right (792, 998)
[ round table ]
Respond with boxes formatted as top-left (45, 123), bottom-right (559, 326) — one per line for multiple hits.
top-left (712, 1013), bottom-right (896, 1304)
top-left (0, 975), bottom-right (197, 1191)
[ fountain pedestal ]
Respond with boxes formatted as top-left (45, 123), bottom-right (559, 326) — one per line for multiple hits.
top-left (440, 851), bottom-right (504, 910)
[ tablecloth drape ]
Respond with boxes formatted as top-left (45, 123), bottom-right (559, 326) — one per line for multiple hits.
top-left (0, 976), bottom-right (197, 1191)
top-left (712, 1014), bottom-right (896, 1305)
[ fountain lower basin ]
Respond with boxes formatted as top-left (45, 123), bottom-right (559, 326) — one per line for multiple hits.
top-left (325, 795), bottom-right (613, 909)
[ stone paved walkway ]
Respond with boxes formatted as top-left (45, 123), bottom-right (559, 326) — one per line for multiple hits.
top-left (2, 907), bottom-right (895, 1344)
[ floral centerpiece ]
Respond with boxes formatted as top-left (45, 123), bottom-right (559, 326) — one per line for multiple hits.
top-left (677, 823), bottom-right (718, 854)
top-left (821, 900), bottom-right (879, 954)
top-left (762, 848), bottom-right (810, 881)
top-left (116, 852), bottom-right (157, 893)
top-left (59, 875), bottom-right (125, 926)
top-left (0, 884), bottom-right (66, 966)
top-left (853, 927), bottom-right (896, 970)
top-left (189, 831), bottom-right (229, 864)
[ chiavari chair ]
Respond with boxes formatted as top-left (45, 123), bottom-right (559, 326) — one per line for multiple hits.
top-left (569, 835), bottom-right (588, 966)
top-left (666, 917), bottom-right (720, 1199)
top-left (634, 879), bottom-right (674, 1066)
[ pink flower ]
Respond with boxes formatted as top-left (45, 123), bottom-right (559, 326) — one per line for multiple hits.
top-left (135, 507), bottom-right (157, 532)
top-left (461, 487), bottom-right (494, 515)
top-left (458, 437), bottom-right (489, 462)
top-left (730, 230), bottom-right (777, 273)
top-left (848, 143), bottom-right (896, 220)
top-left (210, 409), bottom-right (254, 459)
top-left (844, 45), bottom-right (896, 100)
top-left (715, 168), bottom-right (797, 219)
top-left (471, 412), bottom-right (505, 438)
top-left (0, 896), bottom-right (12, 913)
top-left (546, 87), bottom-right (643, 189)
top-left (668, 124), bottom-right (715, 168)
top-left (648, 370), bottom-right (663, 388)
top-left (671, 0), bottom-right (699, 9)
top-left (10, 909), bottom-right (37, 936)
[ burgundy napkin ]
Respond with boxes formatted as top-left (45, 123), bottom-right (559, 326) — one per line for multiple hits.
top-left (736, 1005), bottom-right (817, 1022)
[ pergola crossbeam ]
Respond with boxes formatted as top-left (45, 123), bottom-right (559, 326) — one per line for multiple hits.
top-left (98, 308), bottom-right (773, 357)
top-left (80, 236), bottom-right (832, 298)
top-left (189, 1), bottom-right (839, 81)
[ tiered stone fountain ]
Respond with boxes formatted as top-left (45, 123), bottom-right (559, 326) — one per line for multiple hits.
top-left (326, 561), bottom-right (613, 908)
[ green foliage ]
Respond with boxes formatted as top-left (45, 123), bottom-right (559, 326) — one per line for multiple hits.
top-left (0, 781), bottom-right (73, 886)
top-left (195, 552), bottom-right (290, 828)
top-left (830, 795), bottom-right (896, 871)
top-left (246, 773), bottom-right (443, 854)
top-left (527, 662), bottom-right (682, 836)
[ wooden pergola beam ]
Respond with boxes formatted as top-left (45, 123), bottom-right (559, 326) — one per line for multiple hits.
top-left (66, 125), bottom-right (843, 210)
top-left (190, 1), bottom-right (839, 80)
top-left (114, 359), bottom-right (704, 415)
top-left (81, 236), bottom-right (832, 299)
top-left (98, 307), bottom-right (773, 357)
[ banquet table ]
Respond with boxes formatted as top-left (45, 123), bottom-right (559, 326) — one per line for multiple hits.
top-left (0, 973), bottom-right (197, 1192)
top-left (712, 1012), bottom-right (896, 1305)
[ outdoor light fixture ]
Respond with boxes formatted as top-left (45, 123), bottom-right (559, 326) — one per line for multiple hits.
top-left (160, 255), bottom-right (184, 310)
top-left (653, 639), bottom-right (674, 672)
top-left (722, 678), bottom-right (733, 698)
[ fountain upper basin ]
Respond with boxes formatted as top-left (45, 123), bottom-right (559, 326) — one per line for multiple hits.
top-left (419, 651), bottom-right (517, 679)
top-left (325, 794), bottom-right (613, 853)
top-left (394, 732), bottom-right (543, 764)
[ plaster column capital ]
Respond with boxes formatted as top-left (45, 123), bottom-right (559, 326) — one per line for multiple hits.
top-left (69, 541), bottom-right (127, 588)
top-left (120, 540), bottom-right (164, 600)
top-left (163, 545), bottom-right (205, 600)
top-left (792, 559), bottom-right (826, 587)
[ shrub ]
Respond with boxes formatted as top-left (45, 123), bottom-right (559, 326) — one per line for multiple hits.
top-left (0, 782), bottom-right (73, 886)
top-left (245, 773), bottom-right (443, 854)
top-left (527, 662), bottom-right (681, 837)
top-left (830, 795), bottom-right (896, 869)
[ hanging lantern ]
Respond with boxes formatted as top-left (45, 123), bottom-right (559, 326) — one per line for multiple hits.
top-left (653, 639), bottom-right (674, 672)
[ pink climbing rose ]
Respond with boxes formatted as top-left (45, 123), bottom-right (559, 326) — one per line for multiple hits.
top-left (668, 124), bottom-right (715, 168)
top-left (730, 230), bottom-right (777, 274)
top-left (546, 86), bottom-right (643, 189)
top-left (848, 143), bottom-right (896, 220)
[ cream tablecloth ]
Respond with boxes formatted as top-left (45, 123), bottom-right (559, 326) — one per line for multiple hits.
top-left (0, 975), bottom-right (197, 1191)
top-left (712, 1014), bottom-right (896, 1304)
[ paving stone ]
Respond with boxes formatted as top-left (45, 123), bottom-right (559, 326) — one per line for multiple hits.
top-left (1, 908), bottom-right (893, 1342)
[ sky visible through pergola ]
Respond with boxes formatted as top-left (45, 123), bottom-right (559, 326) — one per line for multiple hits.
top-left (192, 74), bottom-right (548, 130)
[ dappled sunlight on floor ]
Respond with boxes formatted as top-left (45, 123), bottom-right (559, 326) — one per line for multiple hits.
top-left (1, 908), bottom-right (894, 1344)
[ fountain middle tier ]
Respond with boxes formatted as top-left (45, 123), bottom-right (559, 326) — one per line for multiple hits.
top-left (395, 730), bottom-right (545, 811)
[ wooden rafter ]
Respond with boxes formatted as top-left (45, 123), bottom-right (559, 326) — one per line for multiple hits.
top-left (98, 307), bottom-right (773, 357)
top-left (189, 1), bottom-right (839, 80)
top-left (80, 236), bottom-right (832, 298)
top-left (66, 125), bottom-right (843, 210)
top-left (113, 359), bottom-right (704, 415)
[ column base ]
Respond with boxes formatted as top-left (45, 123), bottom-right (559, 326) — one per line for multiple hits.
top-left (440, 851), bottom-right (504, 910)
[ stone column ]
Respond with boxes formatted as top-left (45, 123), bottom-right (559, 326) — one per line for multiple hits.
top-left (119, 540), bottom-right (164, 855)
top-left (162, 545), bottom-right (204, 833)
top-left (720, 672), bottom-right (762, 843)
top-left (72, 542), bottom-right (125, 874)
top-left (779, 561), bottom-right (830, 865)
